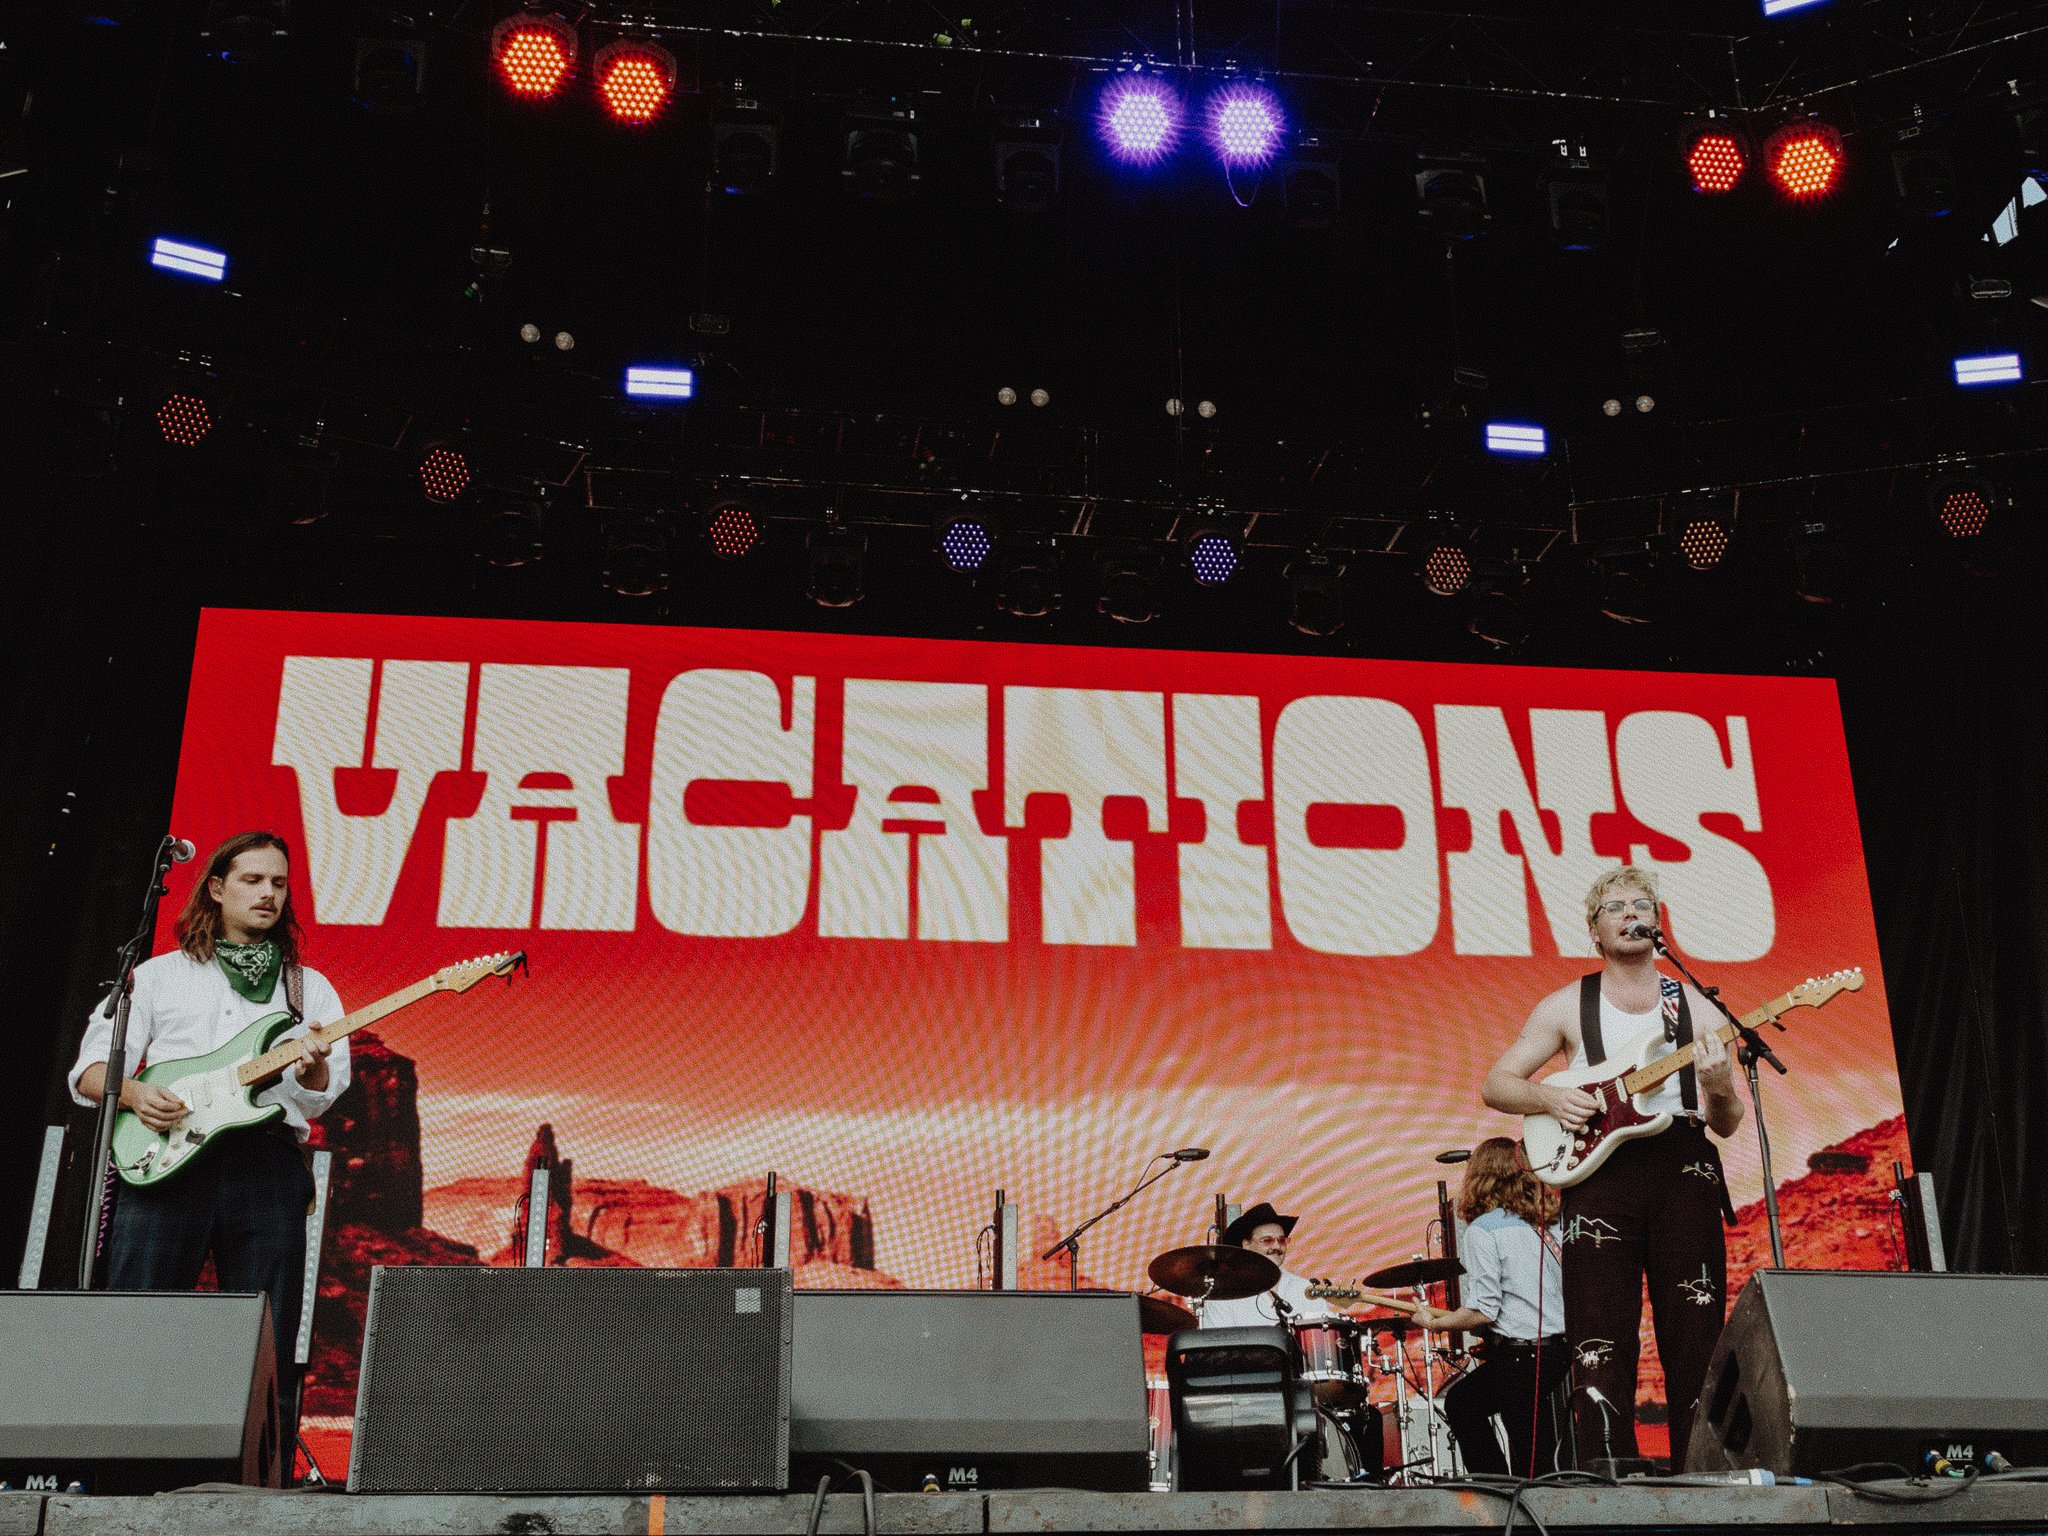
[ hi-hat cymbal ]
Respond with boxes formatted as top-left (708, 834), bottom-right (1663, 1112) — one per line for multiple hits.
top-left (1360, 1256), bottom-right (1464, 1290)
top-left (1148, 1244), bottom-right (1282, 1301)
top-left (1138, 1293), bottom-right (1199, 1335)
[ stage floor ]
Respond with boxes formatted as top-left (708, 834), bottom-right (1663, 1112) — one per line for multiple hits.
top-left (9, 1481), bottom-right (2048, 1536)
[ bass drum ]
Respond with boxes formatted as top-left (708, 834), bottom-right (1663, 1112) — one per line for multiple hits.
top-left (1316, 1408), bottom-right (1363, 1481)
top-left (1314, 1401), bottom-right (1386, 1483)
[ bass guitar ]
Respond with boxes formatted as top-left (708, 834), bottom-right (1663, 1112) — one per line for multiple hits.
top-left (1520, 967), bottom-right (1864, 1188)
top-left (1303, 1283), bottom-right (1426, 1315)
top-left (111, 951), bottom-right (525, 1188)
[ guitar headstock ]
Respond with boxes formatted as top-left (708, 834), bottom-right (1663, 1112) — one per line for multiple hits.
top-left (1784, 967), bottom-right (1865, 1010)
top-left (1305, 1281), bottom-right (1362, 1302)
top-left (431, 951), bottom-right (528, 994)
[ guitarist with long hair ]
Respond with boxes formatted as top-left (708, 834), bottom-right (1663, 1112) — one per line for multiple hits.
top-left (1480, 865), bottom-right (1742, 1471)
top-left (69, 830), bottom-right (349, 1448)
top-left (1410, 1137), bottom-right (1568, 1477)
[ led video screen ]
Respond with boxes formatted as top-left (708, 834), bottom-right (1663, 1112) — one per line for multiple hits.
top-left (154, 608), bottom-right (1905, 1430)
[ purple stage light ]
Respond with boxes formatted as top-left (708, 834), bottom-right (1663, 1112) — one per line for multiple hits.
top-left (1187, 531), bottom-right (1240, 586)
top-left (1100, 77), bottom-right (1179, 162)
top-left (939, 516), bottom-right (995, 573)
top-left (1207, 84), bottom-right (1284, 166)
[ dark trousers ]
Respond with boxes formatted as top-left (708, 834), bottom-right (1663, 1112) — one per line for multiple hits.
top-left (1560, 1121), bottom-right (1728, 1468)
top-left (1445, 1341), bottom-right (1570, 1478)
top-left (108, 1127), bottom-right (314, 1449)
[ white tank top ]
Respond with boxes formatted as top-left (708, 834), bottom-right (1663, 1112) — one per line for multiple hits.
top-left (1570, 991), bottom-right (1689, 1117)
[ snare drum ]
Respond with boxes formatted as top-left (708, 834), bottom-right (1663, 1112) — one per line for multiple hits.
top-left (1292, 1319), bottom-right (1368, 1407)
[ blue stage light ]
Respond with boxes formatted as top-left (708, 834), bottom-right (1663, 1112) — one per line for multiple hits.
top-left (1100, 77), bottom-right (1179, 164)
top-left (1953, 352), bottom-right (2023, 387)
top-left (150, 237), bottom-right (227, 282)
top-left (937, 514), bottom-right (997, 572)
top-left (1185, 529), bottom-right (1241, 586)
top-left (624, 365), bottom-right (695, 400)
top-left (1206, 84), bottom-right (1285, 168)
top-left (1762, 0), bottom-right (1829, 13)
top-left (1485, 422), bottom-right (1547, 456)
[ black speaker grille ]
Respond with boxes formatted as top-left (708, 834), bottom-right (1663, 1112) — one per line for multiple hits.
top-left (350, 1267), bottom-right (790, 1492)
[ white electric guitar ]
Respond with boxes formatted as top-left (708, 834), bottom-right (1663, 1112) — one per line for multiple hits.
top-left (1521, 968), bottom-right (1865, 1188)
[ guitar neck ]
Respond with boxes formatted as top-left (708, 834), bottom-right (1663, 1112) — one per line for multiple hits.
top-left (1310, 1289), bottom-right (1421, 1315)
top-left (236, 977), bottom-right (436, 1086)
top-left (1621, 998), bottom-right (1776, 1096)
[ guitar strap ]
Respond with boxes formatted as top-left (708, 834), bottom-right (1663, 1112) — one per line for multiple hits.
top-left (285, 963), bottom-right (304, 1026)
top-left (1578, 973), bottom-right (1699, 1109)
top-left (1576, 973), bottom-right (1605, 1063)
top-left (1662, 977), bottom-right (1700, 1114)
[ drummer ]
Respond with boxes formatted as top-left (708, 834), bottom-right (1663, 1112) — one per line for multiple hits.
top-left (1198, 1202), bottom-right (1337, 1328)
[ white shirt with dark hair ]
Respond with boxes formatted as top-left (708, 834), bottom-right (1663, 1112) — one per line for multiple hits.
top-left (68, 950), bottom-right (351, 1141)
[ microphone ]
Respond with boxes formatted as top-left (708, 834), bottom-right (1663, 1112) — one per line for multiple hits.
top-left (1622, 919), bottom-right (1660, 941)
top-left (1434, 1149), bottom-right (1471, 1164)
top-left (168, 838), bottom-right (197, 864)
top-left (1168, 1147), bottom-right (1211, 1162)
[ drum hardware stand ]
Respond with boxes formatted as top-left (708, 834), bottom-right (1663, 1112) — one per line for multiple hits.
top-left (1646, 927), bottom-right (1790, 1267)
top-left (1043, 1153), bottom-right (1190, 1290)
top-left (77, 834), bottom-right (188, 1289)
top-left (1434, 1179), bottom-right (1468, 1359)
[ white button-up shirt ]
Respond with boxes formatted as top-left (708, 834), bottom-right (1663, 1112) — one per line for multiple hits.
top-left (1197, 1268), bottom-right (1335, 1330)
top-left (68, 950), bottom-right (351, 1141)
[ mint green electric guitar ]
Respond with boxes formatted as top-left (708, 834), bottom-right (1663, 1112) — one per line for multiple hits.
top-left (110, 951), bottom-right (525, 1187)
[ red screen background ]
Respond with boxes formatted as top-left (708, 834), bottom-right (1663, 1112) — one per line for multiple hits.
top-left (161, 609), bottom-right (1903, 1364)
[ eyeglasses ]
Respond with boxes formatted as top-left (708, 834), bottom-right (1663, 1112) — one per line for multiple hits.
top-left (1598, 897), bottom-right (1657, 916)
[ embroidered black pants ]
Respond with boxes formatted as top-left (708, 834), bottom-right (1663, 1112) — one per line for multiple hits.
top-left (1559, 1121), bottom-right (1728, 1469)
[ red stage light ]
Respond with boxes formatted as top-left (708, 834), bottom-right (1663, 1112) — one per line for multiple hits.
top-left (1685, 131), bottom-right (1747, 194)
top-left (157, 392), bottom-right (212, 448)
top-left (1420, 542), bottom-right (1471, 597)
top-left (1765, 122), bottom-right (1843, 200)
top-left (1936, 486), bottom-right (1991, 539)
top-left (595, 40), bottom-right (675, 124)
top-left (493, 15), bottom-right (575, 99)
top-left (705, 501), bottom-right (760, 560)
top-left (419, 446), bottom-right (471, 503)
top-left (1679, 516), bottom-right (1730, 570)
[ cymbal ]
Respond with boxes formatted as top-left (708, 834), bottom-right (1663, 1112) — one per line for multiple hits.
top-left (1148, 1244), bottom-right (1282, 1301)
top-left (1360, 1256), bottom-right (1464, 1290)
top-left (1138, 1294), bottom-right (1199, 1335)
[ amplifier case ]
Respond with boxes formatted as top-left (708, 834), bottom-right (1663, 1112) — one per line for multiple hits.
top-left (1687, 1270), bottom-right (2048, 1476)
top-left (788, 1289), bottom-right (1150, 1492)
top-left (348, 1266), bottom-right (791, 1493)
top-left (0, 1291), bottom-right (279, 1494)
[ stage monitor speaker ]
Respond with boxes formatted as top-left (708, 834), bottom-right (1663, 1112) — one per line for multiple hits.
top-left (348, 1266), bottom-right (791, 1493)
top-left (789, 1289), bottom-right (1149, 1492)
top-left (1165, 1324), bottom-right (1317, 1491)
top-left (1687, 1270), bottom-right (2048, 1477)
top-left (0, 1291), bottom-right (280, 1494)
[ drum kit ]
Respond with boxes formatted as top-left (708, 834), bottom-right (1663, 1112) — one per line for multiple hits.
top-left (1140, 1244), bottom-right (1470, 1487)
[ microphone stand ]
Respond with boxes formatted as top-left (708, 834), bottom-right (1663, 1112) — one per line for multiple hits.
top-left (1044, 1155), bottom-right (1188, 1291)
top-left (77, 835), bottom-right (183, 1289)
top-left (1646, 928), bottom-right (1790, 1269)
